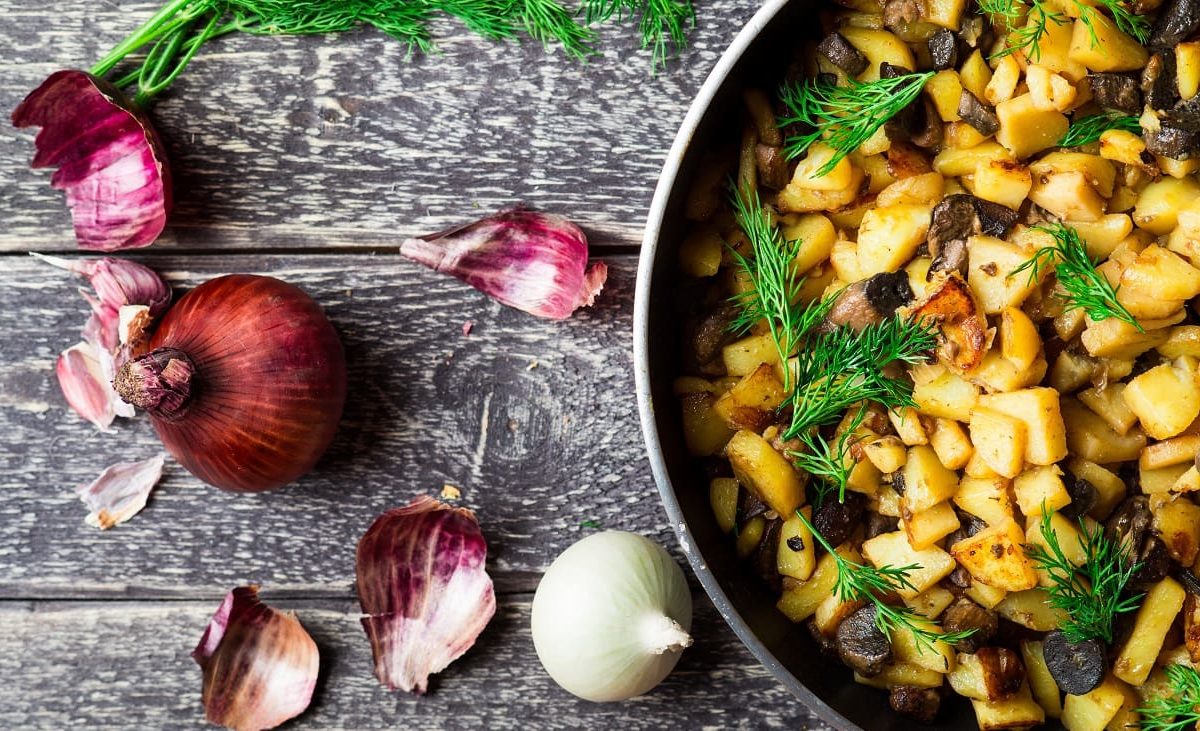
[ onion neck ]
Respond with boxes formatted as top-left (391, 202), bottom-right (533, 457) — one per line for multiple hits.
top-left (113, 347), bottom-right (196, 420)
top-left (638, 613), bottom-right (693, 655)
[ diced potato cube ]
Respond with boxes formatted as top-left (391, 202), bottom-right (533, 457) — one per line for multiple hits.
top-left (946, 120), bottom-right (989, 148)
top-left (1029, 170), bottom-right (1106, 222)
top-left (1014, 465), bottom-right (1071, 518)
top-left (854, 663), bottom-right (944, 689)
top-left (863, 435), bottom-right (908, 474)
top-left (1121, 245), bottom-right (1200, 303)
top-left (903, 500), bottom-right (962, 550)
top-left (1069, 215), bottom-right (1135, 261)
top-left (950, 649), bottom-right (1022, 700)
top-left (1140, 462), bottom-right (1191, 494)
top-left (726, 430), bottom-right (805, 516)
top-left (970, 407), bottom-right (1028, 479)
top-left (1099, 129), bottom-right (1151, 169)
top-left (791, 142), bottom-right (855, 191)
top-left (997, 589), bottom-right (1069, 631)
top-left (973, 159), bottom-right (1032, 210)
top-left (1178, 41), bottom-right (1200, 100)
top-left (1133, 176), bottom-right (1200, 235)
top-left (856, 204), bottom-right (932, 276)
top-left (951, 519), bottom-right (1038, 591)
top-left (1081, 317), bottom-right (1175, 360)
top-left (777, 506), bottom-right (816, 581)
top-left (1151, 496), bottom-right (1200, 565)
top-left (1030, 152), bottom-right (1116, 197)
top-left (934, 142), bottom-right (1013, 177)
top-left (965, 581), bottom-right (1008, 609)
top-left (1026, 63), bottom-right (1077, 111)
top-left (1158, 326), bottom-right (1200, 358)
top-left (1068, 14), bottom-right (1149, 72)
top-left (985, 55), bottom-right (1021, 105)
top-left (1025, 13), bottom-right (1087, 80)
top-left (678, 226), bottom-right (724, 277)
top-left (923, 0), bottom-right (967, 30)
top-left (892, 615), bottom-right (957, 672)
top-left (889, 406), bottom-right (929, 446)
top-left (995, 94), bottom-right (1069, 159)
top-left (1049, 348), bottom-right (1096, 394)
top-left (960, 49), bottom-right (993, 99)
top-left (1078, 384), bottom-right (1138, 436)
top-left (840, 27), bottom-right (916, 81)
top-left (902, 445), bottom-right (962, 513)
top-left (955, 476), bottom-right (1016, 525)
top-left (914, 369), bottom-right (981, 421)
top-left (930, 418), bottom-right (974, 470)
top-left (1000, 307), bottom-right (1041, 372)
top-left (905, 585), bottom-right (956, 619)
top-left (736, 515), bottom-right (765, 558)
top-left (776, 545), bottom-right (854, 622)
top-left (1066, 458), bottom-right (1126, 519)
top-left (1173, 465), bottom-right (1200, 493)
top-left (1123, 357), bottom-right (1200, 439)
top-left (780, 214), bottom-right (837, 276)
top-left (713, 364), bottom-right (787, 431)
top-left (1113, 577), bottom-right (1187, 685)
top-left (778, 166), bottom-right (865, 213)
top-left (1061, 397), bottom-right (1148, 464)
top-left (1061, 675), bottom-right (1137, 731)
top-left (978, 388), bottom-right (1069, 466)
top-left (926, 70), bottom-right (964, 121)
top-left (971, 682), bottom-right (1046, 731)
top-left (1140, 434), bottom-right (1200, 470)
top-left (1021, 641), bottom-right (1063, 719)
top-left (722, 333), bottom-right (780, 376)
top-left (709, 478), bottom-right (739, 534)
top-left (967, 235), bottom-right (1042, 314)
top-left (875, 172), bottom-right (945, 207)
top-left (862, 530), bottom-right (956, 598)
top-left (681, 393), bottom-right (734, 456)
top-left (814, 593), bottom-right (865, 637)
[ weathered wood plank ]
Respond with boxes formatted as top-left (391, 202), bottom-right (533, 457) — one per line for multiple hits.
top-left (0, 594), bottom-right (829, 730)
top-left (0, 254), bottom-right (684, 596)
top-left (1, 1), bottom-right (760, 252)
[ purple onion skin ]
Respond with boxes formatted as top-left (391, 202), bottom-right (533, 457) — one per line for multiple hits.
top-left (12, 70), bottom-right (172, 251)
top-left (133, 275), bottom-right (346, 492)
top-left (356, 496), bottom-right (497, 693)
top-left (194, 587), bottom-right (319, 731)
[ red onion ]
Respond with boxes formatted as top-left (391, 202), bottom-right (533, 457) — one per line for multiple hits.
top-left (356, 496), bottom-right (496, 693)
top-left (194, 587), bottom-right (319, 731)
top-left (401, 206), bottom-right (607, 319)
top-left (113, 275), bottom-right (346, 492)
top-left (12, 70), bottom-right (171, 251)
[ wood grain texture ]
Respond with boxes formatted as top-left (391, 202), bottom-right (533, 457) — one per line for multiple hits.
top-left (1, 0), bottom-right (760, 252)
top-left (0, 595), bottom-right (829, 730)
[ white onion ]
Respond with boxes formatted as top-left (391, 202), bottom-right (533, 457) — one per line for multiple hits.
top-left (530, 531), bottom-right (693, 701)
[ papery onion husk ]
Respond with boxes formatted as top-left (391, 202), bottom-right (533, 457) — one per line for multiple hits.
top-left (13, 70), bottom-right (171, 251)
top-left (356, 495), bottom-right (496, 693)
top-left (76, 453), bottom-right (165, 529)
top-left (400, 206), bottom-right (607, 320)
top-left (194, 587), bottom-right (319, 731)
top-left (113, 275), bottom-right (346, 492)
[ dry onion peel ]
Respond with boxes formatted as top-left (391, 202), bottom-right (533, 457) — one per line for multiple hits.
top-left (13, 70), bottom-right (171, 251)
top-left (76, 453), bottom-right (165, 529)
top-left (193, 587), bottom-right (319, 731)
top-left (355, 495), bottom-right (496, 693)
top-left (400, 206), bottom-right (607, 320)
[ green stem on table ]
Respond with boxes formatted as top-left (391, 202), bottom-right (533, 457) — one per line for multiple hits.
top-left (89, 0), bottom-right (203, 78)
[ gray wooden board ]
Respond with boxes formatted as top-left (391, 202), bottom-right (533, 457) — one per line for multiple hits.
top-left (1, 0), bottom-right (760, 252)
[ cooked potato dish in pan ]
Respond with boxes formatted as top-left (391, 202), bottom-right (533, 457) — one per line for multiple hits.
top-left (674, 0), bottom-right (1200, 726)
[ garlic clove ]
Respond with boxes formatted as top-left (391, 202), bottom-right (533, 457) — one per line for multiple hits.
top-left (356, 495), bottom-right (496, 693)
top-left (13, 70), bottom-right (172, 251)
top-left (56, 341), bottom-right (122, 431)
top-left (400, 206), bottom-right (608, 320)
top-left (193, 587), bottom-right (319, 731)
top-left (76, 453), bottom-right (165, 529)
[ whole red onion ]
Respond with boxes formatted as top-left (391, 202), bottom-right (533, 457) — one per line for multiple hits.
top-left (114, 275), bottom-right (346, 492)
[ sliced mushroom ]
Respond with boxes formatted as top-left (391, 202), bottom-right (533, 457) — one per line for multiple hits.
top-left (883, 0), bottom-right (920, 32)
top-left (928, 195), bottom-right (979, 275)
top-left (1088, 73), bottom-right (1143, 114)
top-left (973, 198), bottom-right (1019, 238)
top-left (755, 144), bottom-right (789, 190)
top-left (889, 686), bottom-right (941, 723)
top-left (1059, 472), bottom-right (1099, 520)
top-left (910, 96), bottom-right (944, 149)
top-left (1145, 96), bottom-right (1200, 160)
top-left (1105, 495), bottom-right (1153, 556)
top-left (865, 511), bottom-right (900, 539)
top-left (689, 303), bottom-right (738, 372)
top-left (813, 491), bottom-right (868, 548)
top-left (753, 518), bottom-right (784, 591)
top-left (824, 271), bottom-right (916, 331)
top-left (908, 272), bottom-right (989, 372)
top-left (928, 29), bottom-right (958, 70)
top-left (879, 62), bottom-right (912, 79)
top-left (958, 90), bottom-right (1000, 136)
top-left (836, 604), bottom-right (893, 677)
top-left (977, 646), bottom-right (1027, 700)
top-left (738, 489), bottom-right (770, 525)
top-left (807, 617), bottom-right (841, 658)
top-left (957, 15), bottom-right (991, 49)
top-left (1043, 630), bottom-right (1107, 695)
top-left (817, 32), bottom-right (869, 76)
top-left (1150, 0), bottom-right (1200, 50)
top-left (941, 597), bottom-right (998, 653)
top-left (1144, 53), bottom-right (1181, 111)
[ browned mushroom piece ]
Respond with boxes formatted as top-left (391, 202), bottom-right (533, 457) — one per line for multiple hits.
top-left (1088, 72), bottom-right (1144, 114)
top-left (753, 518), bottom-right (784, 591)
top-left (813, 491), bottom-right (868, 547)
top-left (883, 0), bottom-right (920, 32)
top-left (941, 597), bottom-right (999, 653)
top-left (1150, 0), bottom-right (1200, 50)
top-left (755, 143), bottom-right (789, 190)
top-left (910, 96), bottom-right (944, 149)
top-left (817, 32), bottom-right (869, 76)
top-left (928, 29), bottom-right (958, 70)
top-left (976, 646), bottom-right (1027, 700)
top-left (1144, 53), bottom-right (1181, 111)
top-left (889, 686), bottom-right (942, 723)
top-left (836, 605), bottom-right (893, 676)
top-left (908, 272), bottom-right (989, 372)
top-left (1145, 96), bottom-right (1200, 160)
top-left (957, 89), bottom-right (1000, 136)
top-left (926, 194), bottom-right (1017, 279)
top-left (824, 271), bottom-right (915, 331)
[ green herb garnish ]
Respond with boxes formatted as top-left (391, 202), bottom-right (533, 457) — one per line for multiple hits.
top-left (1059, 111), bottom-right (1142, 148)
top-left (797, 509), bottom-right (976, 655)
top-left (778, 71), bottom-right (935, 176)
top-left (1010, 222), bottom-right (1142, 331)
top-left (581, 0), bottom-right (696, 69)
top-left (791, 408), bottom-right (867, 507)
top-left (982, 0), bottom-right (1149, 61)
top-left (1139, 664), bottom-right (1200, 731)
top-left (1025, 507), bottom-right (1144, 645)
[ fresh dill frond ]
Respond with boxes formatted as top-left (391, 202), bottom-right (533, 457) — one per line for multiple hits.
top-left (1059, 111), bottom-right (1142, 147)
top-left (581, 0), bottom-right (695, 68)
top-left (983, 0), bottom-right (1148, 60)
top-left (1082, 0), bottom-right (1151, 45)
top-left (1025, 506), bottom-right (1144, 644)
top-left (791, 408), bottom-right (867, 506)
top-left (778, 71), bottom-right (935, 175)
top-left (728, 187), bottom-right (834, 389)
top-left (1010, 223), bottom-right (1143, 331)
top-left (797, 509), bottom-right (976, 654)
top-left (783, 317), bottom-right (937, 438)
top-left (1138, 664), bottom-right (1200, 731)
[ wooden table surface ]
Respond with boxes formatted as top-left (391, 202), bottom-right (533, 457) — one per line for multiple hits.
top-left (0, 2), bottom-right (835, 729)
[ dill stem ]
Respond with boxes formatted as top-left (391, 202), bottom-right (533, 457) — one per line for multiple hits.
top-left (90, 0), bottom-right (206, 78)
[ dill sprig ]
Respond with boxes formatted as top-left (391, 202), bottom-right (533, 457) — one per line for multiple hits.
top-left (1139, 664), bottom-right (1200, 731)
top-left (983, 0), bottom-right (1149, 60)
top-left (778, 71), bottom-right (935, 175)
top-left (1010, 223), bottom-right (1143, 332)
top-left (728, 187), bottom-right (832, 390)
top-left (1059, 111), bottom-right (1142, 147)
top-left (783, 318), bottom-right (937, 438)
top-left (581, 0), bottom-right (695, 68)
top-left (797, 509), bottom-right (976, 655)
top-left (1025, 507), bottom-right (1144, 645)
top-left (791, 408), bottom-right (867, 506)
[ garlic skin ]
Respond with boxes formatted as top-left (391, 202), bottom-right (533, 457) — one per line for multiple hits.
top-left (76, 453), bottom-right (165, 529)
top-left (56, 341), bottom-right (128, 431)
top-left (356, 495), bottom-right (496, 693)
top-left (531, 531), bottom-right (693, 702)
top-left (400, 206), bottom-right (608, 320)
top-left (193, 587), bottom-right (319, 731)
